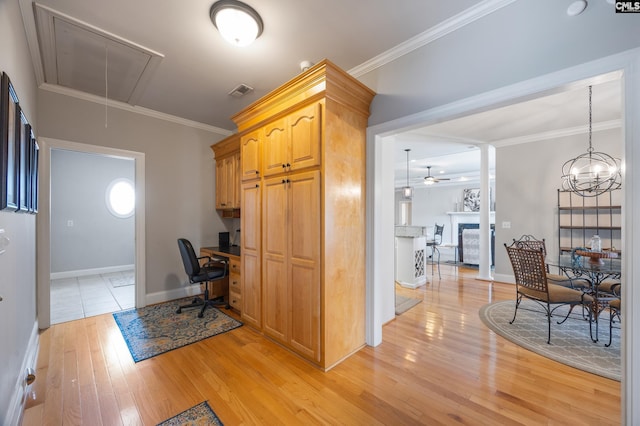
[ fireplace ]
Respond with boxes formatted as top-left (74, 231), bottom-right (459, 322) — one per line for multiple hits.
top-left (458, 223), bottom-right (495, 265)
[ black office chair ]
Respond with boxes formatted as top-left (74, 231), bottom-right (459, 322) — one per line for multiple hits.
top-left (176, 238), bottom-right (229, 318)
top-left (426, 224), bottom-right (444, 279)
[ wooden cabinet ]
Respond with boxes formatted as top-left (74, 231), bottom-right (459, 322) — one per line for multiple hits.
top-left (262, 171), bottom-right (321, 360)
top-left (232, 59), bottom-right (375, 370)
top-left (240, 180), bottom-right (262, 329)
top-left (261, 103), bottom-right (321, 177)
top-left (212, 134), bottom-right (240, 210)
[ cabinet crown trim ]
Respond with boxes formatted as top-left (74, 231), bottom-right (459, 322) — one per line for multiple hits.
top-left (232, 59), bottom-right (375, 132)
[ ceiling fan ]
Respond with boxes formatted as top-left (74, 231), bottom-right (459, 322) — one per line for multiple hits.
top-left (423, 166), bottom-right (451, 185)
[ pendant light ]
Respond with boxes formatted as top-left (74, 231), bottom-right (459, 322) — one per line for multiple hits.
top-left (561, 86), bottom-right (621, 197)
top-left (402, 149), bottom-right (413, 199)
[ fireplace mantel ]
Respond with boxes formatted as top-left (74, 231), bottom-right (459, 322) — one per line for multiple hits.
top-left (446, 211), bottom-right (495, 242)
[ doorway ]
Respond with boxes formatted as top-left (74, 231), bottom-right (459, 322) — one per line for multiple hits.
top-left (36, 138), bottom-right (146, 329)
top-left (49, 149), bottom-right (135, 324)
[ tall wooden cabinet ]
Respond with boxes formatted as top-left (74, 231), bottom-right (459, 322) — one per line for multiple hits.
top-left (235, 59), bottom-right (375, 370)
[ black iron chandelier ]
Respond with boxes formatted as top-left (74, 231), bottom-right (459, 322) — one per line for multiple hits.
top-left (561, 85), bottom-right (621, 197)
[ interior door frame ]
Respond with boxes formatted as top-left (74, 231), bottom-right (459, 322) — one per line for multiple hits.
top-left (366, 47), bottom-right (640, 422)
top-left (36, 137), bottom-right (146, 329)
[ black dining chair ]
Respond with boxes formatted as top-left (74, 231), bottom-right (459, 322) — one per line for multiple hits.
top-left (176, 238), bottom-right (229, 318)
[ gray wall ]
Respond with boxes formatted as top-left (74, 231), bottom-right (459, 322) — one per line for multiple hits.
top-left (0, 0), bottom-right (39, 422)
top-left (37, 90), bottom-right (230, 294)
top-left (494, 127), bottom-right (623, 278)
top-left (51, 149), bottom-right (135, 273)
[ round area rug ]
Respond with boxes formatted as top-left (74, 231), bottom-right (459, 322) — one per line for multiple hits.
top-left (479, 300), bottom-right (620, 381)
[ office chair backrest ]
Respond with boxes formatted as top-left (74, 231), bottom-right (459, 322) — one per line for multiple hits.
top-left (178, 238), bottom-right (201, 277)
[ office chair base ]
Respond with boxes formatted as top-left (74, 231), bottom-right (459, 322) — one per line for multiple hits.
top-left (176, 295), bottom-right (230, 318)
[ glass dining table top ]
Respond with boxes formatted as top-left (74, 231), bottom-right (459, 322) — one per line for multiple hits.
top-left (547, 254), bottom-right (621, 292)
top-left (547, 254), bottom-right (622, 276)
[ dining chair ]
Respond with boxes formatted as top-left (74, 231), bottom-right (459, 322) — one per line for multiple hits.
top-left (504, 243), bottom-right (593, 344)
top-left (605, 282), bottom-right (621, 347)
top-left (511, 234), bottom-right (589, 290)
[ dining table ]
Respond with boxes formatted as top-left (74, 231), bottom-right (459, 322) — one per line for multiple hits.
top-left (546, 254), bottom-right (621, 343)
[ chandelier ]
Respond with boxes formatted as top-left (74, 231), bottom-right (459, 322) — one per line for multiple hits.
top-left (561, 86), bottom-right (621, 197)
top-left (402, 149), bottom-right (413, 199)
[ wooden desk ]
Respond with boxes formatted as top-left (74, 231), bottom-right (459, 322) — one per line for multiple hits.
top-left (200, 246), bottom-right (241, 311)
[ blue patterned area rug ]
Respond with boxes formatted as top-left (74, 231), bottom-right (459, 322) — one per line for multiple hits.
top-left (157, 401), bottom-right (223, 426)
top-left (113, 298), bottom-right (242, 362)
top-left (479, 300), bottom-right (620, 381)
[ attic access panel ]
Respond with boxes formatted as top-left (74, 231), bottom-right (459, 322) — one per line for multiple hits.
top-left (34, 3), bottom-right (163, 105)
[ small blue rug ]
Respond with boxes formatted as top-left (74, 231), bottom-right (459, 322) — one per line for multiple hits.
top-left (157, 401), bottom-right (223, 426)
top-left (113, 298), bottom-right (242, 362)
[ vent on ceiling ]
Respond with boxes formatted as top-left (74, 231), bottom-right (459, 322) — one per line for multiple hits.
top-left (228, 84), bottom-right (254, 97)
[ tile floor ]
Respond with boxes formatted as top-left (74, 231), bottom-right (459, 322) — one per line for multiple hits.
top-left (50, 270), bottom-right (135, 325)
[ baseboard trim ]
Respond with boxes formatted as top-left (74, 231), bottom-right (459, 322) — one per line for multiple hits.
top-left (4, 321), bottom-right (39, 426)
top-left (50, 264), bottom-right (135, 280)
top-left (493, 273), bottom-right (515, 284)
top-left (145, 282), bottom-right (202, 306)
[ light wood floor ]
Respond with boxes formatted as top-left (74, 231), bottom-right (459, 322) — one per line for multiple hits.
top-left (23, 265), bottom-right (620, 425)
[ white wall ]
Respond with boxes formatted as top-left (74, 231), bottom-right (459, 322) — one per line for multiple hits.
top-left (37, 90), bottom-right (230, 298)
top-left (0, 0), bottom-right (40, 422)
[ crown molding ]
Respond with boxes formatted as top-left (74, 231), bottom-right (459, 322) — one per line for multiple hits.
top-left (40, 83), bottom-right (232, 136)
top-left (349, 0), bottom-right (518, 77)
top-left (492, 119), bottom-right (622, 147)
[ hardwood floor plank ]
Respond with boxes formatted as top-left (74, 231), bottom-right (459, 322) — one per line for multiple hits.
top-left (24, 267), bottom-right (621, 425)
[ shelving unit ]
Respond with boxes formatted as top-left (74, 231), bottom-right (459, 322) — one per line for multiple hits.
top-left (557, 188), bottom-right (622, 255)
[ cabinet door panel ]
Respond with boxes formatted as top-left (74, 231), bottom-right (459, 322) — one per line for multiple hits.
top-left (215, 160), bottom-right (226, 209)
top-left (241, 130), bottom-right (261, 181)
top-left (241, 181), bottom-right (261, 327)
top-left (262, 119), bottom-right (287, 177)
top-left (289, 103), bottom-right (321, 172)
top-left (262, 176), bottom-right (289, 341)
top-left (288, 171), bottom-right (321, 361)
top-left (241, 251), bottom-right (261, 328)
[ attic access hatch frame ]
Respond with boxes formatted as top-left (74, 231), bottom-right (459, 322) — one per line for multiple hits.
top-left (33, 3), bottom-right (164, 105)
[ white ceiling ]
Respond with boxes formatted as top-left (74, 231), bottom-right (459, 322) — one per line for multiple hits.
top-left (18, 0), bottom-right (622, 188)
top-left (20, 0), bottom-right (486, 130)
top-left (393, 74), bottom-right (622, 188)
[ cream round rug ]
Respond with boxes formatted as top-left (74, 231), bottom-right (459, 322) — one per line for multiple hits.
top-left (479, 300), bottom-right (620, 381)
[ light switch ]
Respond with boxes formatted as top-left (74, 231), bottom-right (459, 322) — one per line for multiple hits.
top-left (67, 220), bottom-right (74, 227)
top-left (502, 221), bottom-right (511, 229)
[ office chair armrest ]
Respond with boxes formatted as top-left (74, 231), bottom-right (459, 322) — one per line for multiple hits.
top-left (203, 257), bottom-right (229, 276)
top-left (197, 255), bottom-right (213, 264)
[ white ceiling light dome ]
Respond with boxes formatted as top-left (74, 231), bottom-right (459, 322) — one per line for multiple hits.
top-left (210, 0), bottom-right (264, 47)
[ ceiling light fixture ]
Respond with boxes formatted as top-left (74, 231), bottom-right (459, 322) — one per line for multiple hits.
top-left (403, 149), bottom-right (413, 199)
top-left (561, 85), bottom-right (622, 197)
top-left (210, 0), bottom-right (263, 47)
top-left (567, 0), bottom-right (587, 16)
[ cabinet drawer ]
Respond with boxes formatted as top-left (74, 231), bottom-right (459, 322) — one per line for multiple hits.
top-left (229, 272), bottom-right (241, 293)
top-left (229, 291), bottom-right (241, 310)
top-left (229, 258), bottom-right (241, 275)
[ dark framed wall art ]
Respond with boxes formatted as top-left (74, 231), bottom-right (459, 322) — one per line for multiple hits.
top-left (1, 72), bottom-right (20, 211)
top-left (1, 71), bottom-right (39, 214)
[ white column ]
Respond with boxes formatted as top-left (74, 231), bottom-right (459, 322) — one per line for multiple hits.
top-left (477, 144), bottom-right (494, 280)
